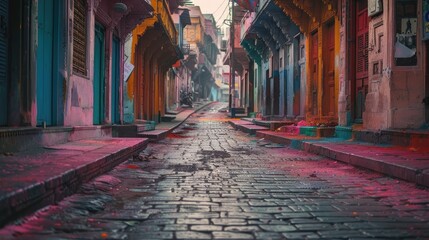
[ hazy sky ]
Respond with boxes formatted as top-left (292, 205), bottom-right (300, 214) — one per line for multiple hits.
top-left (191, 0), bottom-right (230, 28)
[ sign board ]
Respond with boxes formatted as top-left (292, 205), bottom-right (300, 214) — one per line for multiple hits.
top-left (124, 61), bottom-right (134, 82)
top-left (424, 0), bottom-right (429, 40)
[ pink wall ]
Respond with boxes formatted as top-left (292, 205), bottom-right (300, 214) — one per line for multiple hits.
top-left (338, 0), bottom-right (427, 130)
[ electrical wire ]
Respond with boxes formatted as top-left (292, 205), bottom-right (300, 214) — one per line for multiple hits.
top-left (216, 1), bottom-right (230, 25)
top-left (213, 0), bottom-right (228, 15)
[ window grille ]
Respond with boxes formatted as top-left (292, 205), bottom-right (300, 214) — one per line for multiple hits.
top-left (73, 0), bottom-right (87, 75)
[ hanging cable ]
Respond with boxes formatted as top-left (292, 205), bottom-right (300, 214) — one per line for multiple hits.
top-left (216, 2), bottom-right (230, 24)
top-left (213, 0), bottom-right (228, 15)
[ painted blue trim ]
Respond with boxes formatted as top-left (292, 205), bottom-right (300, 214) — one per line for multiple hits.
top-left (111, 36), bottom-right (120, 124)
top-left (93, 23), bottom-right (105, 125)
top-left (37, 0), bottom-right (54, 126)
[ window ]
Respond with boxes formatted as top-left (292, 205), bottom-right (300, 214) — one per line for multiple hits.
top-left (394, 0), bottom-right (417, 66)
top-left (73, 0), bottom-right (87, 75)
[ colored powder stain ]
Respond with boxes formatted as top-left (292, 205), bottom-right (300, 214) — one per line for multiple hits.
top-left (126, 164), bottom-right (140, 169)
top-left (167, 133), bottom-right (190, 139)
top-left (101, 232), bottom-right (108, 238)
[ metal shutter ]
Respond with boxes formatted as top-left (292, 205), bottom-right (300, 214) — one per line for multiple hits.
top-left (0, 0), bottom-right (8, 125)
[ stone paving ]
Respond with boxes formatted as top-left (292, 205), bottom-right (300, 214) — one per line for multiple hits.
top-left (1, 102), bottom-right (429, 239)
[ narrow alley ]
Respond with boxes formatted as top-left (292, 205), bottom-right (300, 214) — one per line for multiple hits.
top-left (1, 102), bottom-right (429, 239)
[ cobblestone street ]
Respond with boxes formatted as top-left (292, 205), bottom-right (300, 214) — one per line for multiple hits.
top-left (1, 103), bottom-right (429, 239)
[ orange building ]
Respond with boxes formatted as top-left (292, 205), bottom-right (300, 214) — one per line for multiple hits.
top-left (127, 0), bottom-right (183, 122)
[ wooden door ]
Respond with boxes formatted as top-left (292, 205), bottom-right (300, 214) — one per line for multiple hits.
top-left (310, 31), bottom-right (318, 116)
top-left (323, 21), bottom-right (335, 116)
top-left (93, 23), bottom-right (105, 125)
top-left (0, 0), bottom-right (8, 125)
top-left (355, 0), bottom-right (368, 122)
top-left (37, 0), bottom-right (54, 126)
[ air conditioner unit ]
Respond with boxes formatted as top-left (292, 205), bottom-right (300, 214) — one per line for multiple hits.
top-left (368, 0), bottom-right (383, 17)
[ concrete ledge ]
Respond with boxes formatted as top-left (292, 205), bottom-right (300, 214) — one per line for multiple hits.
top-left (228, 121), bottom-right (269, 134)
top-left (249, 130), bottom-right (429, 188)
top-left (0, 138), bottom-right (149, 227)
top-left (0, 126), bottom-right (112, 152)
top-left (112, 125), bottom-right (138, 137)
top-left (138, 129), bottom-right (170, 141)
top-left (335, 126), bottom-right (353, 139)
top-left (300, 126), bottom-right (335, 138)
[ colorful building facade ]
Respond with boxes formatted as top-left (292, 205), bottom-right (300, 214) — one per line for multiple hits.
top-left (338, 0), bottom-right (428, 131)
top-left (240, 0), bottom-right (304, 119)
top-left (127, 0), bottom-right (182, 123)
top-left (0, 0), bottom-right (152, 128)
top-left (239, 0), bottom-right (429, 135)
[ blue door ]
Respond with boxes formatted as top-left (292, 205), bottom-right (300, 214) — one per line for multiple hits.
top-left (111, 36), bottom-right (120, 124)
top-left (0, 0), bottom-right (8, 126)
top-left (37, 0), bottom-right (54, 126)
top-left (93, 23), bottom-right (105, 125)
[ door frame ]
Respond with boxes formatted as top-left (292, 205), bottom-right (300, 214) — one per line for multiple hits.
top-left (111, 35), bottom-right (120, 124)
top-left (93, 22), bottom-right (106, 125)
top-left (349, 0), bottom-right (369, 124)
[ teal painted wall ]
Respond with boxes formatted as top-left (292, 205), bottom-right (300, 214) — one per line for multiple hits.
top-left (111, 36), bottom-right (120, 124)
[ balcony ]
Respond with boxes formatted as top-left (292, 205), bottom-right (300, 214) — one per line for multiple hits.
top-left (240, 12), bottom-right (255, 41)
top-left (153, 0), bottom-right (178, 45)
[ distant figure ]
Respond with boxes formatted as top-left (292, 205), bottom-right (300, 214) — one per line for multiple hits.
top-left (405, 19), bottom-right (412, 34)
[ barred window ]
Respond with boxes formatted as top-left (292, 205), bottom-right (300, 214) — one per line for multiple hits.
top-left (73, 0), bottom-right (87, 75)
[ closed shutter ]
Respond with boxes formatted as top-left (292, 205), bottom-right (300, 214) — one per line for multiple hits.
top-left (356, 1), bottom-right (368, 79)
top-left (73, 0), bottom-right (87, 75)
top-left (0, 0), bottom-right (8, 125)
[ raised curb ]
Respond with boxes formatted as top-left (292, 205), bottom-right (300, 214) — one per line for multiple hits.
top-left (138, 129), bottom-right (170, 141)
top-left (228, 121), bottom-right (269, 134)
top-left (0, 138), bottom-right (149, 227)
top-left (141, 101), bottom-right (215, 142)
top-left (251, 131), bottom-right (429, 188)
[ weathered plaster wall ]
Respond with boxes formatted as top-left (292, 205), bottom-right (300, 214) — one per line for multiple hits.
top-left (363, 0), bottom-right (390, 130)
top-left (364, 0), bottom-right (425, 130)
top-left (123, 36), bottom-right (134, 123)
top-left (389, 0), bottom-right (425, 129)
top-left (64, 1), bottom-right (96, 126)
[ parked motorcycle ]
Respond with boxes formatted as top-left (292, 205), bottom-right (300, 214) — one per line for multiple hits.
top-left (180, 90), bottom-right (193, 108)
